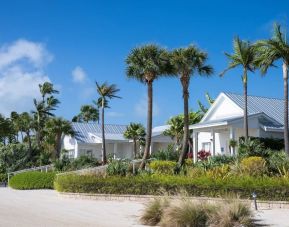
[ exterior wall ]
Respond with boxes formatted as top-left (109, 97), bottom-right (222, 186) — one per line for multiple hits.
top-left (204, 95), bottom-right (243, 122)
top-left (259, 129), bottom-right (284, 139)
top-left (152, 142), bottom-right (172, 153)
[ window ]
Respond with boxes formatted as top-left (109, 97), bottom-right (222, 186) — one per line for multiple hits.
top-left (86, 150), bottom-right (93, 157)
top-left (202, 142), bottom-right (211, 151)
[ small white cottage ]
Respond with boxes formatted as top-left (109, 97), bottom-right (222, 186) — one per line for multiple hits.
top-left (190, 92), bottom-right (284, 162)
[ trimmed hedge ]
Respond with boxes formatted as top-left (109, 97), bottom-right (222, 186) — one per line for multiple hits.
top-left (54, 174), bottom-right (289, 201)
top-left (9, 171), bottom-right (56, 190)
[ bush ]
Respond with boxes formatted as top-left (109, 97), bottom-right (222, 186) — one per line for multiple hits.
top-left (140, 198), bottom-right (169, 225)
top-left (151, 144), bottom-right (178, 161)
top-left (160, 200), bottom-right (211, 227)
top-left (149, 160), bottom-right (176, 175)
top-left (238, 138), bottom-right (267, 158)
top-left (54, 174), bottom-right (289, 201)
top-left (0, 173), bottom-right (7, 183)
top-left (240, 156), bottom-right (267, 176)
top-left (209, 155), bottom-right (236, 165)
top-left (9, 171), bottom-right (56, 189)
top-left (106, 159), bottom-right (130, 176)
top-left (53, 156), bottom-right (100, 172)
top-left (197, 150), bottom-right (211, 161)
top-left (266, 151), bottom-right (289, 175)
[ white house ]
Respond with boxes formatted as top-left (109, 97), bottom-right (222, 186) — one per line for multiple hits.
top-left (62, 123), bottom-right (134, 159)
top-left (62, 122), bottom-right (174, 160)
top-left (190, 92), bottom-right (284, 162)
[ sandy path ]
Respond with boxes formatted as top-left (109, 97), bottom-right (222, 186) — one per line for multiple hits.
top-left (0, 188), bottom-right (146, 227)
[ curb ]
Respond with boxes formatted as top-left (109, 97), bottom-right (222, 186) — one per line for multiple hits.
top-left (58, 192), bottom-right (289, 209)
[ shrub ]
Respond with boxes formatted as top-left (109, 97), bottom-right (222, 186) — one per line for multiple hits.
top-left (9, 171), bottom-right (56, 189)
top-left (151, 144), bottom-right (179, 161)
top-left (209, 155), bottom-right (236, 165)
top-left (140, 198), bottom-right (169, 225)
top-left (238, 138), bottom-right (268, 158)
top-left (266, 150), bottom-right (289, 175)
top-left (197, 150), bottom-right (211, 161)
top-left (149, 160), bottom-right (176, 175)
top-left (53, 156), bottom-right (100, 172)
top-left (160, 200), bottom-right (211, 227)
top-left (0, 173), bottom-right (7, 183)
top-left (240, 156), bottom-right (267, 176)
top-left (54, 174), bottom-right (289, 201)
top-left (206, 165), bottom-right (231, 179)
top-left (106, 159), bottom-right (130, 176)
top-left (209, 200), bottom-right (253, 227)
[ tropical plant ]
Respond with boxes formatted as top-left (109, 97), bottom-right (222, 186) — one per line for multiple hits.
top-left (95, 82), bottom-right (121, 164)
top-left (151, 144), bottom-right (179, 161)
top-left (45, 117), bottom-right (74, 159)
top-left (254, 23), bottom-right (289, 155)
top-left (220, 37), bottom-right (258, 141)
top-left (169, 46), bottom-right (213, 167)
top-left (73, 105), bottom-right (99, 123)
top-left (126, 44), bottom-right (172, 169)
top-left (197, 92), bottom-right (215, 116)
top-left (123, 123), bottom-right (146, 159)
top-left (39, 82), bottom-right (59, 102)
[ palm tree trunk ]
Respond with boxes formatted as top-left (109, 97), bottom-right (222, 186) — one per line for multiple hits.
top-left (26, 131), bottom-right (32, 159)
top-left (101, 98), bottom-right (107, 164)
top-left (140, 81), bottom-right (153, 169)
top-left (133, 139), bottom-right (137, 159)
top-left (55, 133), bottom-right (62, 159)
top-left (178, 77), bottom-right (189, 167)
top-left (283, 62), bottom-right (289, 155)
top-left (243, 71), bottom-right (249, 140)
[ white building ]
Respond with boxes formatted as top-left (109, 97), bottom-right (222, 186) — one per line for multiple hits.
top-left (62, 122), bottom-right (174, 160)
top-left (190, 92), bottom-right (284, 162)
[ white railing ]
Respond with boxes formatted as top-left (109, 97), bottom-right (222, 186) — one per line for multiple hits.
top-left (7, 164), bottom-right (54, 184)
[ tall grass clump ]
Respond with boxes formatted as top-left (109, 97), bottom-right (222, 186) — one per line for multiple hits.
top-left (140, 198), bottom-right (169, 226)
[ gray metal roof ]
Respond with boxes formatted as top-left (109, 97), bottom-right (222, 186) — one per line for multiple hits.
top-left (224, 92), bottom-right (285, 126)
top-left (72, 122), bottom-right (129, 143)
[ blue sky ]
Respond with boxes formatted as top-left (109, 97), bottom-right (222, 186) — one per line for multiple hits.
top-left (0, 0), bottom-right (288, 126)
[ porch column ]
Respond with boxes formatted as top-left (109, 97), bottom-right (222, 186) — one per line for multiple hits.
top-left (193, 132), bottom-right (198, 163)
top-left (211, 130), bottom-right (215, 156)
top-left (229, 127), bottom-right (236, 156)
top-left (113, 143), bottom-right (118, 159)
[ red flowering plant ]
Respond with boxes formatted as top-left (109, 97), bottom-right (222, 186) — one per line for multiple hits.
top-left (197, 149), bottom-right (211, 161)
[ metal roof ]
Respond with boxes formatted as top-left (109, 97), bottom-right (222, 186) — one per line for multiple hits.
top-left (223, 92), bottom-right (285, 126)
top-left (71, 122), bottom-right (129, 143)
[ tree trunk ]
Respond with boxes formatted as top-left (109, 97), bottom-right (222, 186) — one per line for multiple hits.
top-left (140, 81), bottom-right (153, 169)
top-left (243, 70), bottom-right (249, 140)
top-left (55, 133), bottom-right (62, 159)
top-left (26, 131), bottom-right (32, 160)
top-left (178, 76), bottom-right (190, 167)
top-left (283, 62), bottom-right (289, 155)
top-left (133, 139), bottom-right (137, 159)
top-left (101, 98), bottom-right (107, 164)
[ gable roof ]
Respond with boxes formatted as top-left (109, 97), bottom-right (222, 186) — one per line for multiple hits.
top-left (71, 122), bottom-right (129, 143)
top-left (223, 92), bottom-right (285, 125)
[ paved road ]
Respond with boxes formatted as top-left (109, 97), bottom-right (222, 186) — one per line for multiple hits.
top-left (0, 188), bottom-right (145, 227)
top-left (0, 188), bottom-right (288, 227)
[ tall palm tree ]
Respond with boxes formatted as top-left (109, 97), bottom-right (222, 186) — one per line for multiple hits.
top-left (254, 24), bottom-right (289, 154)
top-left (78, 105), bottom-right (99, 123)
top-left (39, 82), bottom-right (59, 102)
top-left (45, 117), bottom-right (74, 159)
top-left (19, 112), bottom-right (34, 159)
top-left (96, 82), bottom-right (121, 164)
top-left (220, 37), bottom-right (257, 141)
top-left (126, 44), bottom-right (171, 169)
top-left (124, 123), bottom-right (146, 159)
top-left (170, 46), bottom-right (213, 166)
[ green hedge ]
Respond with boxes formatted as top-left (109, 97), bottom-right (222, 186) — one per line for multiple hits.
top-left (54, 174), bottom-right (289, 201)
top-left (9, 171), bottom-right (56, 190)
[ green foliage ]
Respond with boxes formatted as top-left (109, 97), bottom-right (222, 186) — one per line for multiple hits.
top-left (238, 138), bottom-right (267, 158)
top-left (209, 155), bottom-right (236, 165)
top-left (9, 171), bottom-right (56, 189)
top-left (106, 159), bottom-right (130, 176)
top-left (151, 144), bottom-right (179, 161)
top-left (149, 160), bottom-right (176, 175)
top-left (266, 151), bottom-right (289, 175)
top-left (53, 156), bottom-right (100, 172)
top-left (54, 174), bottom-right (289, 201)
top-left (240, 156), bottom-right (267, 176)
top-left (0, 173), bottom-right (7, 182)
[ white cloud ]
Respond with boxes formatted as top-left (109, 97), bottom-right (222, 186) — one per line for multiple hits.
top-left (134, 95), bottom-right (160, 117)
top-left (0, 39), bottom-right (52, 116)
top-left (72, 66), bottom-right (86, 83)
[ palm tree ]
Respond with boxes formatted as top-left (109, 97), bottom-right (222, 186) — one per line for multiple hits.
top-left (39, 82), bottom-right (59, 102)
top-left (220, 37), bottom-right (257, 141)
top-left (96, 82), bottom-right (121, 164)
top-left (124, 123), bottom-right (146, 159)
top-left (73, 105), bottom-right (99, 123)
top-left (19, 112), bottom-right (34, 159)
top-left (170, 46), bottom-right (213, 166)
top-left (126, 44), bottom-right (171, 169)
top-left (45, 117), bottom-right (74, 159)
top-left (254, 24), bottom-right (289, 155)
top-left (164, 115), bottom-right (184, 151)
